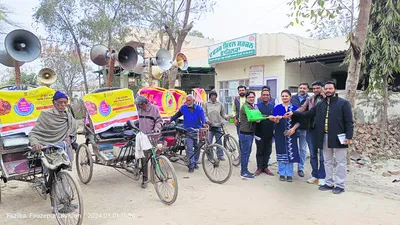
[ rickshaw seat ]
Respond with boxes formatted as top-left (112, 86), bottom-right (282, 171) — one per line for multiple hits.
top-left (1, 133), bottom-right (30, 149)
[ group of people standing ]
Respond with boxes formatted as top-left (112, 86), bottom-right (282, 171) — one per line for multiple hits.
top-left (233, 81), bottom-right (354, 195)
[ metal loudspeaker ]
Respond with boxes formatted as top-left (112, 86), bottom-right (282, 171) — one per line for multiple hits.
top-left (152, 66), bottom-right (164, 80)
top-left (132, 55), bottom-right (145, 74)
top-left (151, 48), bottom-right (172, 71)
top-left (0, 29), bottom-right (41, 67)
top-left (117, 45), bottom-right (138, 70)
top-left (172, 52), bottom-right (189, 70)
top-left (38, 68), bottom-right (57, 86)
top-left (90, 44), bottom-right (112, 66)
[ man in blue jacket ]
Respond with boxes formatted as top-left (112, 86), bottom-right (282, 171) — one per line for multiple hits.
top-left (287, 81), bottom-right (353, 194)
top-left (170, 95), bottom-right (207, 173)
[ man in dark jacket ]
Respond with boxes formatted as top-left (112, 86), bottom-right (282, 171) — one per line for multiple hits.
top-left (296, 81), bottom-right (326, 186)
top-left (256, 85), bottom-right (279, 106)
top-left (290, 82), bottom-right (310, 177)
top-left (254, 89), bottom-right (275, 176)
top-left (286, 81), bottom-right (353, 194)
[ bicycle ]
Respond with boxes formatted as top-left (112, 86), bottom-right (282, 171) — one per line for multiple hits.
top-left (208, 122), bottom-right (241, 167)
top-left (161, 123), bottom-right (233, 184)
top-left (27, 145), bottom-right (84, 225)
top-left (76, 120), bottom-right (178, 205)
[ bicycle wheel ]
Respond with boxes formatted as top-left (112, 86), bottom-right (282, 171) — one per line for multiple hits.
top-left (150, 155), bottom-right (178, 205)
top-left (202, 144), bottom-right (232, 184)
top-left (223, 134), bottom-right (241, 167)
top-left (76, 144), bottom-right (93, 184)
top-left (51, 170), bottom-right (84, 225)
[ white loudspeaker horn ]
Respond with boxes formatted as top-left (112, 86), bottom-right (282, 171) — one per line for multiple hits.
top-left (152, 48), bottom-right (172, 71)
top-left (38, 68), bottom-right (57, 86)
top-left (152, 66), bottom-right (164, 80)
top-left (90, 44), bottom-right (110, 66)
top-left (132, 55), bottom-right (145, 74)
top-left (172, 52), bottom-right (189, 70)
top-left (0, 29), bottom-right (41, 67)
top-left (118, 45), bottom-right (138, 70)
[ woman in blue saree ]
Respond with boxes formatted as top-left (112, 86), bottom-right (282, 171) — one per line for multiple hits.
top-left (273, 90), bottom-right (300, 182)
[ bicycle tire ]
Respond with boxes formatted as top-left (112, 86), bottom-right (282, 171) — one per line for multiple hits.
top-left (150, 155), bottom-right (178, 205)
top-left (76, 144), bottom-right (94, 184)
top-left (51, 170), bottom-right (84, 225)
top-left (223, 134), bottom-right (241, 167)
top-left (202, 144), bottom-right (232, 184)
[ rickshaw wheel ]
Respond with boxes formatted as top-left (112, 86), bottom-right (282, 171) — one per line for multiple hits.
top-left (76, 144), bottom-right (93, 184)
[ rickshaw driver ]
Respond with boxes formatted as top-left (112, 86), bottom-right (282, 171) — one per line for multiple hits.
top-left (28, 91), bottom-right (77, 166)
top-left (169, 95), bottom-right (207, 173)
top-left (134, 95), bottom-right (163, 189)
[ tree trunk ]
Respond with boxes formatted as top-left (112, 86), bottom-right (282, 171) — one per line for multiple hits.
top-left (380, 74), bottom-right (389, 148)
top-left (76, 43), bottom-right (89, 93)
top-left (345, 0), bottom-right (372, 117)
top-left (167, 0), bottom-right (193, 89)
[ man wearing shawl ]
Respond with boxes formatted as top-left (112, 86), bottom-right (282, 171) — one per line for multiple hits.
top-left (29, 91), bottom-right (77, 165)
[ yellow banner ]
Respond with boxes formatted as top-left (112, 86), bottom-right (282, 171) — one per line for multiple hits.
top-left (0, 86), bottom-right (55, 136)
top-left (83, 88), bottom-right (138, 133)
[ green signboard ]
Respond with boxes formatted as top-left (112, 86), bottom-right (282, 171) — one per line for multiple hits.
top-left (208, 34), bottom-right (256, 64)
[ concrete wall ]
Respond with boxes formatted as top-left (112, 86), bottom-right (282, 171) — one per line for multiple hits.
top-left (285, 62), bottom-right (348, 89)
top-left (214, 56), bottom-right (286, 95)
top-left (336, 91), bottom-right (400, 123)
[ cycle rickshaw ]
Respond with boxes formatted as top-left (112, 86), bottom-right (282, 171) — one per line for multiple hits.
top-left (0, 85), bottom-right (84, 225)
top-left (75, 87), bottom-right (178, 205)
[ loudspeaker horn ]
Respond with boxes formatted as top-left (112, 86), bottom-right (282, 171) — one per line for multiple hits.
top-left (117, 45), bottom-right (138, 70)
top-left (0, 29), bottom-right (41, 67)
top-left (172, 52), bottom-right (189, 70)
top-left (152, 66), bottom-right (164, 80)
top-left (90, 44), bottom-right (112, 66)
top-left (151, 48), bottom-right (172, 71)
top-left (132, 55), bottom-right (145, 74)
top-left (38, 68), bottom-right (57, 86)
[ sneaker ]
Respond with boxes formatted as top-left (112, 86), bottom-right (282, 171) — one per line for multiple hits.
top-left (307, 177), bottom-right (318, 184)
top-left (141, 180), bottom-right (148, 189)
top-left (318, 179), bottom-right (326, 186)
top-left (286, 176), bottom-right (293, 182)
top-left (241, 173), bottom-right (255, 179)
top-left (332, 187), bottom-right (345, 194)
top-left (318, 184), bottom-right (334, 191)
top-left (188, 168), bottom-right (195, 173)
top-left (279, 176), bottom-right (286, 181)
top-left (254, 169), bottom-right (263, 176)
top-left (194, 164), bottom-right (199, 170)
top-left (298, 170), bottom-right (305, 177)
top-left (264, 168), bottom-right (274, 176)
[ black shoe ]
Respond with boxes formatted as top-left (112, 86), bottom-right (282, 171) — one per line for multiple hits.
top-left (318, 184), bottom-right (334, 191)
top-left (286, 176), bottom-right (293, 182)
top-left (298, 170), bottom-right (305, 177)
top-left (332, 187), bottom-right (345, 194)
top-left (279, 176), bottom-right (286, 181)
top-left (188, 168), bottom-right (195, 173)
top-left (194, 164), bottom-right (199, 170)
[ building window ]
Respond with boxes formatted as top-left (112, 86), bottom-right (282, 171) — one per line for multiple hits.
top-left (219, 79), bottom-right (249, 115)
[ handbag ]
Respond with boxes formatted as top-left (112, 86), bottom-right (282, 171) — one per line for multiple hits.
top-left (243, 104), bottom-right (268, 122)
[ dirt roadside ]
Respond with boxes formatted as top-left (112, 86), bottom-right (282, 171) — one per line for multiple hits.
top-left (0, 124), bottom-right (399, 225)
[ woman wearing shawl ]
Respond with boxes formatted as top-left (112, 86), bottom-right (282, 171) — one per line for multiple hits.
top-left (273, 90), bottom-right (300, 182)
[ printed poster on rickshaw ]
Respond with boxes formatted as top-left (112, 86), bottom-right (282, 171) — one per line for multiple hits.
top-left (83, 88), bottom-right (138, 134)
top-left (0, 86), bottom-right (55, 136)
